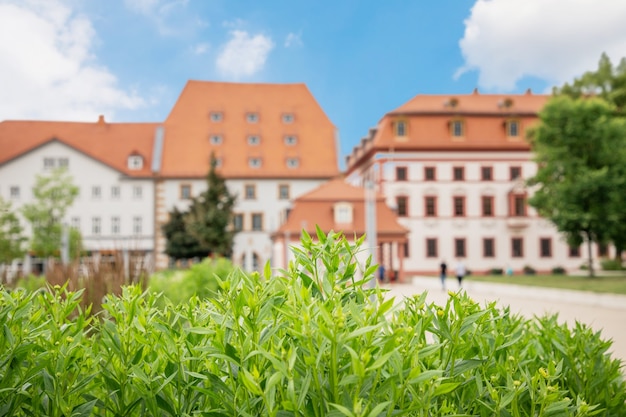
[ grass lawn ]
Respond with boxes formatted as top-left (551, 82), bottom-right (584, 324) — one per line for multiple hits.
top-left (466, 273), bottom-right (626, 295)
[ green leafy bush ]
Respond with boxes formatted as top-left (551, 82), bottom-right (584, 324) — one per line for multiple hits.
top-left (490, 267), bottom-right (504, 275)
top-left (523, 265), bottom-right (537, 275)
top-left (1, 229), bottom-right (625, 416)
top-left (601, 258), bottom-right (624, 271)
top-left (148, 257), bottom-right (235, 305)
top-left (552, 266), bottom-right (567, 275)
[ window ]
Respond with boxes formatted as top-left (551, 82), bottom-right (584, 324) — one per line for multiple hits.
top-left (598, 244), bottom-right (609, 257)
top-left (286, 158), bottom-right (299, 168)
top-left (252, 253), bottom-right (260, 270)
top-left (278, 184), bottom-right (290, 200)
top-left (111, 217), bottom-right (120, 235)
top-left (252, 213), bottom-right (263, 231)
top-left (569, 246), bottom-right (581, 258)
top-left (403, 241), bottom-right (410, 258)
top-left (511, 238), bottom-right (524, 258)
top-left (282, 113), bottom-right (294, 123)
top-left (133, 217), bottom-right (142, 235)
top-left (540, 238), bottom-right (552, 258)
top-left (233, 214), bottom-right (243, 232)
top-left (71, 216), bottom-right (80, 231)
top-left (92, 217), bottom-right (101, 235)
top-left (127, 155), bottom-right (143, 170)
top-left (510, 166), bottom-right (522, 180)
top-left (210, 112), bottom-right (223, 122)
top-left (58, 158), bottom-right (69, 168)
top-left (180, 184), bottom-right (192, 200)
top-left (133, 186), bottom-right (143, 199)
top-left (481, 196), bottom-right (494, 217)
top-left (425, 196), bottom-right (437, 217)
top-left (246, 113), bottom-right (259, 123)
top-left (395, 120), bottom-right (407, 137)
top-left (454, 238), bottom-right (466, 257)
top-left (111, 186), bottom-right (120, 199)
top-left (284, 135), bottom-right (297, 145)
top-left (426, 238), bottom-right (438, 258)
top-left (483, 238), bottom-right (495, 258)
top-left (92, 186), bottom-right (101, 199)
top-left (396, 196), bottom-right (408, 217)
top-left (10, 186), bottom-right (19, 199)
top-left (453, 166), bottom-right (464, 181)
top-left (213, 157), bottom-right (222, 168)
top-left (247, 135), bottom-right (260, 145)
top-left (510, 194), bottom-right (526, 216)
top-left (451, 120), bottom-right (464, 137)
top-left (44, 157), bottom-right (55, 170)
top-left (249, 158), bottom-right (262, 168)
top-left (424, 166), bottom-right (436, 181)
top-left (506, 120), bottom-right (520, 137)
top-left (245, 184), bottom-right (256, 199)
top-left (210, 135), bottom-right (223, 145)
top-left (453, 196), bottom-right (465, 217)
top-left (396, 166), bottom-right (407, 181)
top-left (335, 205), bottom-right (353, 223)
top-left (481, 166), bottom-right (493, 181)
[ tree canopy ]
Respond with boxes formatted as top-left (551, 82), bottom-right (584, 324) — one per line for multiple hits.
top-left (0, 196), bottom-right (26, 264)
top-left (162, 155), bottom-right (237, 261)
top-left (529, 55), bottom-right (626, 276)
top-left (21, 168), bottom-right (82, 258)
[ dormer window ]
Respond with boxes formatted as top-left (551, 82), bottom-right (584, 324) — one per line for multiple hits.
top-left (249, 157), bottom-right (262, 168)
top-left (286, 158), bottom-right (299, 168)
top-left (246, 112), bottom-right (259, 123)
top-left (506, 120), bottom-right (520, 137)
top-left (127, 155), bottom-right (143, 170)
top-left (247, 135), bottom-right (260, 145)
top-left (395, 120), bottom-right (407, 137)
top-left (210, 112), bottom-right (223, 122)
top-left (282, 113), bottom-right (294, 123)
top-left (284, 135), bottom-right (297, 145)
top-left (334, 202), bottom-right (353, 224)
top-left (210, 134), bottom-right (223, 145)
top-left (450, 120), bottom-right (465, 138)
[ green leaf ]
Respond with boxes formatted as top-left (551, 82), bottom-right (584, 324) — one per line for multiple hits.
top-left (433, 382), bottom-right (460, 396)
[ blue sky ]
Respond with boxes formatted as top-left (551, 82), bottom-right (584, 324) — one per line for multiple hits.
top-left (1, 0), bottom-right (625, 165)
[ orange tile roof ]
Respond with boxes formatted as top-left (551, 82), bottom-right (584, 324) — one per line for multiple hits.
top-left (0, 118), bottom-right (158, 177)
top-left (346, 91), bottom-right (550, 171)
top-left (161, 81), bottom-right (339, 178)
top-left (275, 179), bottom-right (408, 238)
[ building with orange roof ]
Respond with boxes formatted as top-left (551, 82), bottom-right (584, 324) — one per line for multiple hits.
top-left (153, 81), bottom-right (340, 269)
top-left (0, 116), bottom-right (160, 272)
top-left (272, 179), bottom-right (409, 281)
top-left (345, 89), bottom-right (604, 275)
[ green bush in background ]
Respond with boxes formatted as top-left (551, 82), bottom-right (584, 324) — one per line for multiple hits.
top-left (1, 228), bottom-right (625, 416)
top-left (601, 258), bottom-right (624, 271)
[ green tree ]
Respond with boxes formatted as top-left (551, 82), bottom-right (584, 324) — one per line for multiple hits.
top-left (0, 196), bottom-right (26, 264)
top-left (183, 155), bottom-right (237, 258)
top-left (527, 96), bottom-right (626, 276)
top-left (21, 168), bottom-right (82, 258)
top-left (161, 207), bottom-right (206, 261)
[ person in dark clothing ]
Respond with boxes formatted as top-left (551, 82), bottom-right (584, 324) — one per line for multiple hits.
top-left (439, 260), bottom-right (447, 290)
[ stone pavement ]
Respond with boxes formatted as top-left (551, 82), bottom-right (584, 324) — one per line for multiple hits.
top-left (381, 276), bottom-right (626, 366)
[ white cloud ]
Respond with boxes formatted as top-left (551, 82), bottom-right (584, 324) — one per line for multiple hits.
top-left (285, 32), bottom-right (303, 48)
top-left (0, 0), bottom-right (144, 121)
top-left (123, 0), bottom-right (190, 35)
top-left (458, 0), bottom-right (626, 90)
top-left (191, 42), bottom-right (210, 55)
top-left (216, 30), bottom-right (274, 79)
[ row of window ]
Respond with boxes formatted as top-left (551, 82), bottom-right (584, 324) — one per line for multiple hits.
top-left (210, 112), bottom-right (295, 124)
top-left (4, 185), bottom-right (144, 200)
top-left (207, 156), bottom-right (299, 170)
top-left (232, 213), bottom-right (264, 232)
top-left (42, 155), bottom-right (144, 171)
top-left (395, 194), bottom-right (527, 217)
top-left (394, 119), bottom-right (520, 139)
top-left (179, 183), bottom-right (291, 200)
top-left (395, 166), bottom-right (522, 182)
top-left (70, 216), bottom-right (143, 236)
top-left (209, 134), bottom-right (298, 146)
top-left (423, 237), bottom-right (581, 259)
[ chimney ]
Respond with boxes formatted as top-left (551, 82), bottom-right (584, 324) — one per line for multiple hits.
top-left (97, 115), bottom-right (105, 124)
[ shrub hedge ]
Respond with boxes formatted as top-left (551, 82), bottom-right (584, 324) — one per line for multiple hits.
top-left (1, 229), bottom-right (625, 416)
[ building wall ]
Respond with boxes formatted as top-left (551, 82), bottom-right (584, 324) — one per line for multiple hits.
top-left (0, 141), bottom-right (154, 253)
top-left (347, 150), bottom-right (596, 275)
top-left (154, 177), bottom-right (327, 270)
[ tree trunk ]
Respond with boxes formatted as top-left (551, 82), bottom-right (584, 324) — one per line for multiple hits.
top-left (586, 233), bottom-right (595, 278)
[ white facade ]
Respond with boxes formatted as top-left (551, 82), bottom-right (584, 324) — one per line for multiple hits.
top-left (0, 141), bottom-right (154, 255)
top-left (346, 150), bottom-right (596, 275)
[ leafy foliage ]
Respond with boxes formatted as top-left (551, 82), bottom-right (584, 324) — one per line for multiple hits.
top-left (1, 231), bottom-right (625, 416)
top-left (0, 196), bottom-right (26, 264)
top-left (20, 168), bottom-right (82, 258)
top-left (161, 206), bottom-right (206, 260)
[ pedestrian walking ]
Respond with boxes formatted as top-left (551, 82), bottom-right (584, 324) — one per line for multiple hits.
top-left (455, 259), bottom-right (466, 288)
top-left (439, 260), bottom-right (447, 290)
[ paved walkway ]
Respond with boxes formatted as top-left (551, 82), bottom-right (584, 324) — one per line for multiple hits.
top-left (382, 276), bottom-right (626, 366)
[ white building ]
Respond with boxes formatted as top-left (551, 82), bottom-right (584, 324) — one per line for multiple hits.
top-left (345, 90), bottom-right (607, 275)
